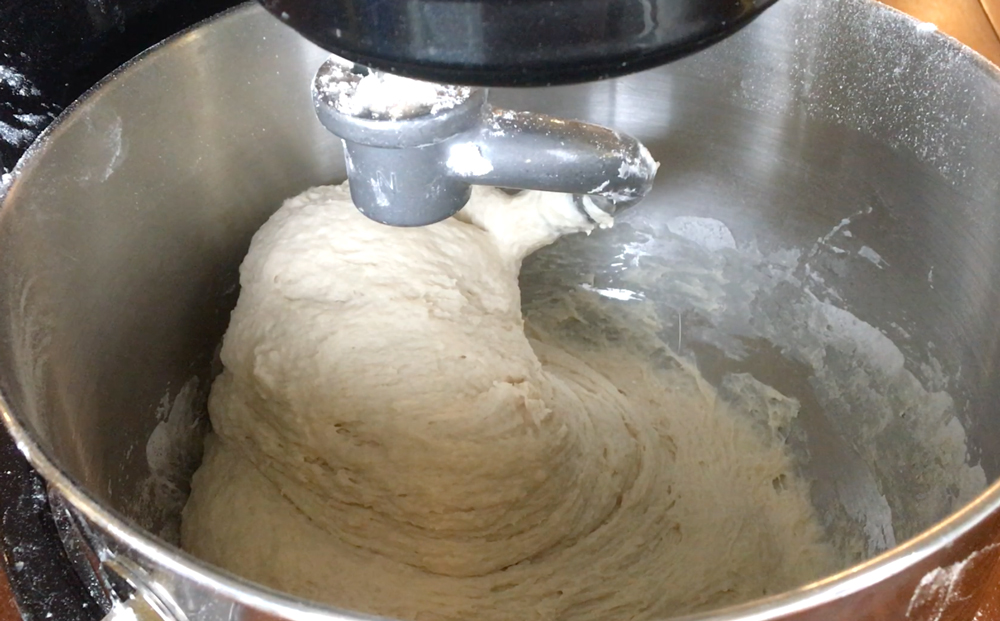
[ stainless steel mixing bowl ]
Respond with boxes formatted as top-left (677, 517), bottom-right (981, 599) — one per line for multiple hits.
top-left (2, 1), bottom-right (1000, 620)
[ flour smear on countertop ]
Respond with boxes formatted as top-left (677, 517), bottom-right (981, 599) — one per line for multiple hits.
top-left (0, 60), bottom-right (53, 182)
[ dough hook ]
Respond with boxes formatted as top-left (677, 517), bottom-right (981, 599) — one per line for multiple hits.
top-left (312, 57), bottom-right (659, 227)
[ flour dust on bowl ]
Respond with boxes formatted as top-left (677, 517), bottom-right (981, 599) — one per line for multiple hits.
top-left (1, 1), bottom-right (1000, 620)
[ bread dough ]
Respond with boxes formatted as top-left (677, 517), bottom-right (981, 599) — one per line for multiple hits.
top-left (181, 184), bottom-right (838, 620)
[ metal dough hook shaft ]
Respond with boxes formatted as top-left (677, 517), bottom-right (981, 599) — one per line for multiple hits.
top-left (312, 57), bottom-right (659, 227)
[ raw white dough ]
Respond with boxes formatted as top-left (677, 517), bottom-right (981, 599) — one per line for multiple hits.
top-left (182, 184), bottom-right (838, 620)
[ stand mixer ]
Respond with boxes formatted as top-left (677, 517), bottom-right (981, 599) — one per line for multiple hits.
top-left (263, 0), bottom-right (778, 226)
top-left (5, 1), bottom-right (1000, 620)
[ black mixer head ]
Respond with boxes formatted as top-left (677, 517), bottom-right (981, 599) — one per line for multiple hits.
top-left (258, 0), bottom-right (779, 87)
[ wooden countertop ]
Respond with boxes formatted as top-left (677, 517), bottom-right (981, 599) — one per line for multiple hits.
top-left (0, 573), bottom-right (15, 621)
top-left (885, 0), bottom-right (1000, 65)
top-left (0, 1), bottom-right (998, 620)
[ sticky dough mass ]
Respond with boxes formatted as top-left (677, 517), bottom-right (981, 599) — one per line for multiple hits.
top-left (181, 184), bottom-right (838, 620)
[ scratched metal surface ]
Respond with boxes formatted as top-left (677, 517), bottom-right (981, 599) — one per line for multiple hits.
top-left (0, 5), bottom-right (241, 620)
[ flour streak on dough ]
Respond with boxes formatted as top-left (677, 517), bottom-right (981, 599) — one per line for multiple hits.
top-left (181, 184), bottom-right (838, 620)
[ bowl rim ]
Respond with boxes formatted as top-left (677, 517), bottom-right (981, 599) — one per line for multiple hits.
top-left (2, 1), bottom-right (1000, 620)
